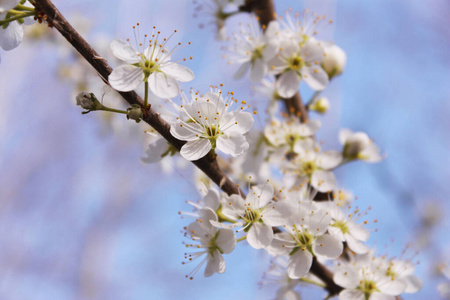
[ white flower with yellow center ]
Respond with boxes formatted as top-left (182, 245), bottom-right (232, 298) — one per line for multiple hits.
top-left (212, 183), bottom-right (291, 249)
top-left (283, 138), bottom-right (342, 192)
top-left (269, 39), bottom-right (329, 98)
top-left (183, 208), bottom-right (236, 278)
top-left (267, 202), bottom-right (343, 279)
top-left (109, 25), bottom-right (194, 98)
top-left (227, 20), bottom-right (280, 83)
top-left (170, 89), bottom-right (254, 161)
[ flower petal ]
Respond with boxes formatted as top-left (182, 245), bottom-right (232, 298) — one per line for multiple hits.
top-left (220, 111), bottom-right (254, 135)
top-left (287, 250), bottom-right (313, 279)
top-left (344, 233), bottom-right (369, 254)
top-left (216, 228), bottom-right (236, 254)
top-left (180, 138), bottom-right (211, 161)
top-left (276, 70), bottom-right (300, 98)
top-left (338, 289), bottom-right (365, 300)
top-left (311, 170), bottom-right (336, 192)
top-left (109, 64), bottom-right (144, 92)
top-left (149, 71), bottom-right (180, 99)
top-left (0, 20), bottom-right (23, 51)
top-left (170, 122), bottom-right (200, 141)
top-left (313, 234), bottom-right (343, 259)
top-left (249, 58), bottom-right (267, 83)
top-left (0, 0), bottom-right (19, 12)
top-left (334, 267), bottom-right (360, 289)
top-left (110, 39), bottom-right (140, 63)
top-left (247, 222), bottom-right (273, 249)
top-left (316, 151), bottom-right (342, 170)
top-left (161, 62), bottom-right (195, 82)
top-left (204, 249), bottom-right (225, 276)
top-left (302, 66), bottom-right (329, 91)
top-left (216, 133), bottom-right (249, 157)
top-left (234, 61), bottom-right (250, 79)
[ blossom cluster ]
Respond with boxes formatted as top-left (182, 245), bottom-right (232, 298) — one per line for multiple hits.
top-left (2, 1), bottom-right (425, 299)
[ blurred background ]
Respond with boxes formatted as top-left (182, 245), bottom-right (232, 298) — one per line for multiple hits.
top-left (0, 0), bottom-right (449, 299)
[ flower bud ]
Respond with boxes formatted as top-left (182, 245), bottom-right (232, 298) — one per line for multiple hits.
top-left (310, 97), bottom-right (330, 114)
top-left (322, 44), bottom-right (346, 78)
top-left (127, 104), bottom-right (143, 123)
top-left (76, 92), bottom-right (95, 110)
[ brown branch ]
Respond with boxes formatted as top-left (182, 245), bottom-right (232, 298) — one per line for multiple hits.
top-left (310, 258), bottom-right (343, 296)
top-left (33, 0), bottom-right (240, 197)
top-left (242, 0), bottom-right (308, 123)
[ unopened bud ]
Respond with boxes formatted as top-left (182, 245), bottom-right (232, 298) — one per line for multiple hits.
top-left (76, 92), bottom-right (95, 109)
top-left (127, 104), bottom-right (143, 123)
top-left (322, 44), bottom-right (346, 78)
top-left (310, 97), bottom-right (330, 114)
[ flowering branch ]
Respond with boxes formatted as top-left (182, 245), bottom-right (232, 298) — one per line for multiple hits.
top-left (240, 0), bottom-right (308, 123)
top-left (32, 0), bottom-right (241, 196)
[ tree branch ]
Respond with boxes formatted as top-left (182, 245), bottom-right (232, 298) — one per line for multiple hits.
top-left (33, 0), bottom-right (240, 197)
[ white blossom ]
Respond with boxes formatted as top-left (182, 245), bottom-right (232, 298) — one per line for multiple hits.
top-left (268, 201), bottom-right (343, 279)
top-left (322, 43), bottom-right (347, 78)
top-left (170, 89), bottom-right (254, 161)
top-left (333, 252), bottom-right (420, 300)
top-left (227, 20), bottom-right (280, 83)
top-left (183, 208), bottom-right (236, 278)
top-left (269, 39), bottom-right (329, 98)
top-left (339, 129), bottom-right (382, 163)
top-left (109, 27), bottom-right (194, 98)
top-left (212, 183), bottom-right (291, 249)
top-left (283, 138), bottom-right (342, 192)
top-left (0, 0), bottom-right (18, 13)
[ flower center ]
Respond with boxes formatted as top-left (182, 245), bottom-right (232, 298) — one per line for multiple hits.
top-left (332, 220), bottom-right (349, 234)
top-left (251, 46), bottom-right (264, 62)
top-left (289, 55), bottom-right (304, 70)
top-left (301, 161), bottom-right (317, 176)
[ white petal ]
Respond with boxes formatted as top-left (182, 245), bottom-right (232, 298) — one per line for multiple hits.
top-left (234, 61), bottom-right (250, 79)
top-left (348, 223), bottom-right (370, 242)
top-left (109, 64), bottom-right (144, 92)
top-left (216, 133), bottom-right (249, 157)
top-left (248, 184), bottom-right (274, 208)
top-left (276, 70), bottom-right (300, 98)
top-left (378, 278), bottom-right (406, 295)
top-left (220, 112), bottom-right (254, 135)
top-left (204, 250), bottom-right (225, 276)
top-left (302, 66), bottom-right (329, 91)
top-left (247, 223), bottom-right (273, 249)
top-left (402, 275), bottom-right (422, 293)
top-left (110, 39), bottom-right (139, 63)
top-left (313, 234), bottom-right (343, 259)
top-left (338, 289), bottom-right (364, 300)
top-left (170, 122), bottom-right (200, 141)
top-left (161, 62), bottom-right (194, 82)
top-left (266, 233), bottom-right (294, 256)
top-left (210, 220), bottom-right (243, 229)
top-left (216, 228), bottom-right (236, 254)
top-left (345, 234), bottom-right (369, 254)
top-left (0, 20), bottom-right (23, 50)
top-left (141, 137), bottom-right (169, 164)
top-left (311, 170), bottom-right (336, 192)
top-left (204, 189), bottom-right (220, 211)
top-left (149, 71), bottom-right (180, 99)
top-left (180, 139), bottom-right (211, 161)
top-left (339, 129), bottom-right (353, 145)
top-left (0, 0), bottom-right (19, 12)
top-left (370, 293), bottom-right (396, 300)
top-left (262, 201), bottom-right (291, 227)
top-left (287, 250), bottom-right (313, 279)
top-left (249, 58), bottom-right (267, 83)
top-left (334, 268), bottom-right (360, 289)
top-left (316, 151), bottom-right (342, 170)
